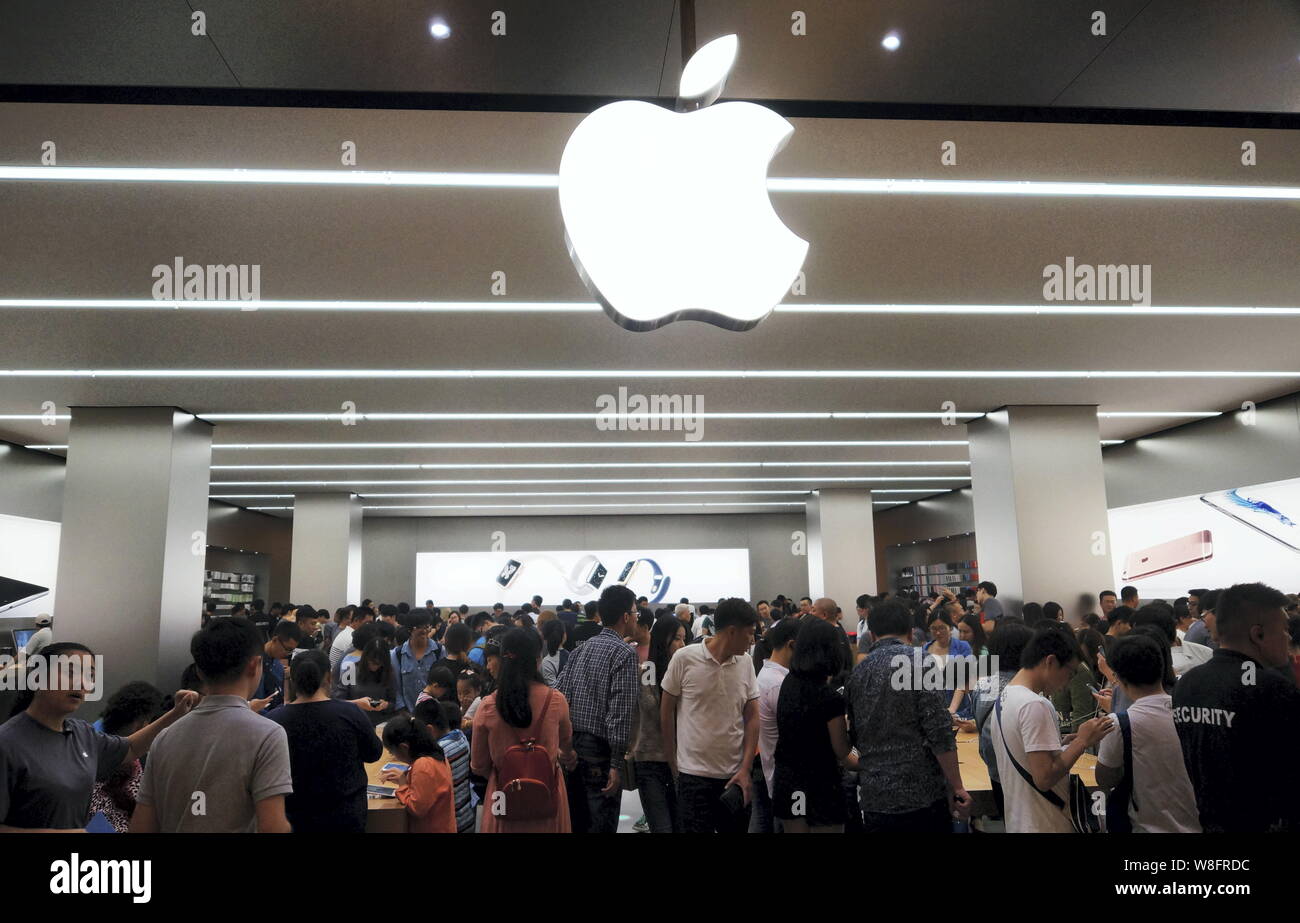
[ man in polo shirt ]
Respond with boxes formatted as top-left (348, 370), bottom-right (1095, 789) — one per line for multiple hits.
top-left (132, 617), bottom-right (293, 833)
top-left (557, 585), bottom-right (639, 833)
top-left (0, 642), bottom-right (198, 832)
top-left (1173, 581), bottom-right (1300, 833)
top-left (660, 597), bottom-right (761, 833)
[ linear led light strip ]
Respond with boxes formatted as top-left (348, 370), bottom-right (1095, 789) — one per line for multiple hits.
top-left (206, 461), bottom-right (971, 471)
top-left (210, 489), bottom-right (917, 499)
top-left (196, 410), bottom-right (984, 421)
top-left (246, 502), bottom-right (906, 512)
top-left (208, 476), bottom-right (972, 487)
top-left (211, 489), bottom-right (941, 499)
top-left (0, 411), bottom-right (1216, 423)
top-left (0, 369), bottom-right (1292, 379)
top-left (5, 300), bottom-right (1300, 317)
top-left (27, 442), bottom-right (1126, 451)
top-left (2, 166), bottom-right (1297, 199)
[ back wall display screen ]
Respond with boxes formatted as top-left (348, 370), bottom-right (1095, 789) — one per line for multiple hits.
top-left (415, 548), bottom-right (750, 607)
top-left (1108, 474), bottom-right (1300, 599)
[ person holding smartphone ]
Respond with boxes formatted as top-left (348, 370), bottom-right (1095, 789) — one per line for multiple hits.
top-left (660, 598), bottom-right (761, 833)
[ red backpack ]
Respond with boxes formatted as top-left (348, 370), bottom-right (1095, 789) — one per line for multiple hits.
top-left (493, 690), bottom-right (558, 821)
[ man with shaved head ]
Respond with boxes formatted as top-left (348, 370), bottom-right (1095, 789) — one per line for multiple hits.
top-left (810, 598), bottom-right (854, 686)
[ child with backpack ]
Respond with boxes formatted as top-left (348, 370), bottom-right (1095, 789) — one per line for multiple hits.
top-left (381, 714), bottom-right (457, 833)
top-left (470, 627), bottom-right (579, 832)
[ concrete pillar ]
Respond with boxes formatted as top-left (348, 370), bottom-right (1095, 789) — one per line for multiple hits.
top-left (806, 488), bottom-right (877, 630)
top-left (967, 405), bottom-right (1115, 620)
top-left (54, 407), bottom-right (213, 699)
top-left (289, 493), bottom-right (362, 608)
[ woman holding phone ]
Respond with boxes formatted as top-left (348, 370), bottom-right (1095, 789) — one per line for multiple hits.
top-left (269, 649), bottom-right (383, 833)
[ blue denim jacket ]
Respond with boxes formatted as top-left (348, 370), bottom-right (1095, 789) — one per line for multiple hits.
top-left (391, 640), bottom-right (442, 712)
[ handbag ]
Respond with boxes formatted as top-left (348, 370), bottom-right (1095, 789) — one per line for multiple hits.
top-left (622, 756), bottom-right (638, 792)
top-left (1104, 712), bottom-right (1136, 833)
top-left (995, 696), bottom-right (1099, 833)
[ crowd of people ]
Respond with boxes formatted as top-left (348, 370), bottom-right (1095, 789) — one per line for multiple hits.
top-left (3, 578), bottom-right (1298, 834)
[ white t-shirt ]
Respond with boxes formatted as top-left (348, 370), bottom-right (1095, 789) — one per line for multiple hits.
top-left (662, 642), bottom-right (759, 779)
top-left (1096, 693), bottom-right (1201, 833)
top-left (1170, 640), bottom-right (1213, 677)
top-left (756, 660), bottom-right (789, 793)
top-left (991, 684), bottom-right (1073, 833)
top-left (329, 625), bottom-right (354, 672)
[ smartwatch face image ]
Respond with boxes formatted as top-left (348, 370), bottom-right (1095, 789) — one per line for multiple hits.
top-left (496, 559), bottom-right (523, 588)
top-left (618, 560), bottom-right (638, 583)
top-left (588, 563), bottom-right (608, 590)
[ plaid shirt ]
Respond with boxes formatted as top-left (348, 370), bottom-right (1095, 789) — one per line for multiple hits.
top-left (556, 627), bottom-right (638, 767)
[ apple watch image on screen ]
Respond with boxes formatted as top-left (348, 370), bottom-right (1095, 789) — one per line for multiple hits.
top-left (493, 555), bottom-right (608, 596)
top-left (1200, 488), bottom-right (1300, 553)
top-left (616, 558), bottom-right (671, 604)
top-left (0, 576), bottom-right (50, 615)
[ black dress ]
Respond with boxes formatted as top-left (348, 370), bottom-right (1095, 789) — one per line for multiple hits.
top-left (772, 672), bottom-right (847, 826)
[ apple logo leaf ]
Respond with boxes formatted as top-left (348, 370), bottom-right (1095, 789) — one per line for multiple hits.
top-left (678, 34), bottom-right (739, 111)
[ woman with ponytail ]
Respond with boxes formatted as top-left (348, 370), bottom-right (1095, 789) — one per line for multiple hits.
top-left (268, 648), bottom-right (384, 832)
top-left (381, 714), bottom-right (457, 833)
top-left (471, 626), bottom-right (577, 832)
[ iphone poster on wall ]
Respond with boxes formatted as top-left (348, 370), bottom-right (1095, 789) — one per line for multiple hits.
top-left (415, 548), bottom-right (750, 608)
top-left (1108, 475), bottom-right (1300, 599)
top-left (0, 512), bottom-right (61, 621)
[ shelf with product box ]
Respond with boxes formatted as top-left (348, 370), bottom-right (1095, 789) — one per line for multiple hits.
top-left (203, 569), bottom-right (257, 614)
top-left (896, 560), bottom-right (979, 597)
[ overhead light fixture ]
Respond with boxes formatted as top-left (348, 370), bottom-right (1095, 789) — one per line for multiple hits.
top-left (3, 369), bottom-right (1292, 380)
top-left (209, 476), bottom-right (971, 487)
top-left (6, 299), bottom-right (1300, 316)
top-left (429, 18), bottom-right (451, 39)
top-left (212, 490), bottom-right (929, 503)
top-left (195, 410), bottom-right (983, 422)
top-left (211, 460), bottom-right (970, 471)
top-left (1, 166), bottom-right (1295, 199)
top-left (201, 440), bottom-right (968, 450)
top-left (881, 32), bottom-right (901, 51)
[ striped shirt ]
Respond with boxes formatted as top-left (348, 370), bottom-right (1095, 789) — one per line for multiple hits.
top-left (556, 626), bottom-right (638, 768)
top-left (439, 729), bottom-right (474, 833)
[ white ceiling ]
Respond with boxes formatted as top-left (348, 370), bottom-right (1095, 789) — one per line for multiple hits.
top-left (0, 96), bottom-right (1297, 518)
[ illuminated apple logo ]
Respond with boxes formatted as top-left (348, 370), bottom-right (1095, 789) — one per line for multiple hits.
top-left (558, 34), bottom-right (808, 332)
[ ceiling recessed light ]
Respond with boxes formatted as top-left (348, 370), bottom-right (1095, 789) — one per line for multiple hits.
top-left (881, 32), bottom-right (901, 51)
top-left (429, 19), bottom-right (451, 39)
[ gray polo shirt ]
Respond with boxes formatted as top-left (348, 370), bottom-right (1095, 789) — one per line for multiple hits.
top-left (136, 694), bottom-right (292, 832)
top-left (981, 597), bottom-right (1005, 623)
top-left (0, 712), bottom-right (130, 829)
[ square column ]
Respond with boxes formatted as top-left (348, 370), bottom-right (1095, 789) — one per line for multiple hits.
top-left (290, 493), bottom-right (362, 608)
top-left (966, 405), bottom-right (1114, 619)
top-left (54, 407), bottom-right (214, 696)
top-left (806, 488), bottom-right (876, 629)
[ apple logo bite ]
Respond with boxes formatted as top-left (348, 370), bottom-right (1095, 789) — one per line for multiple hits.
top-left (558, 34), bottom-right (809, 333)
